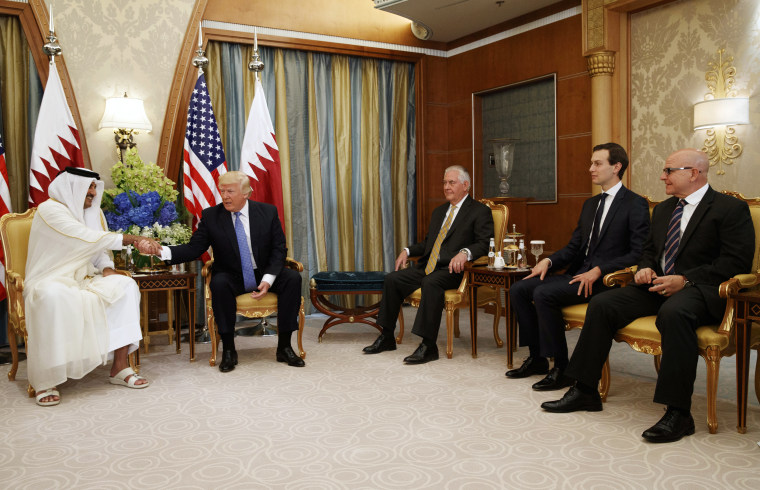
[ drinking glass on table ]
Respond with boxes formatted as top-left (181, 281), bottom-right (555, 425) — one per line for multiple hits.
top-left (530, 240), bottom-right (545, 267)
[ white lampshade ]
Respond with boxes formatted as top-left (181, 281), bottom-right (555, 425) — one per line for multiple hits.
top-left (99, 94), bottom-right (152, 131)
top-left (693, 97), bottom-right (750, 130)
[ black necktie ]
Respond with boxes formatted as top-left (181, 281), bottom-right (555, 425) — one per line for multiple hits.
top-left (588, 193), bottom-right (607, 253)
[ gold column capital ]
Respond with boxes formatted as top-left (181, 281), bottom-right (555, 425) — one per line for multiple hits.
top-left (586, 51), bottom-right (616, 77)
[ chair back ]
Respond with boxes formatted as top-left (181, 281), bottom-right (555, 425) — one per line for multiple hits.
top-left (479, 199), bottom-right (509, 247)
top-left (722, 192), bottom-right (760, 273)
top-left (0, 208), bottom-right (36, 282)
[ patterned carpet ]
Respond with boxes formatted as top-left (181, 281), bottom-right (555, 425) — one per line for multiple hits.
top-left (1, 308), bottom-right (759, 489)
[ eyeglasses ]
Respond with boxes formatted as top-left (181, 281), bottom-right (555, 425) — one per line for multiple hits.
top-left (662, 166), bottom-right (698, 175)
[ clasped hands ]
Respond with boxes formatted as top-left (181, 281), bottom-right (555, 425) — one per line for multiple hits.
top-left (635, 267), bottom-right (685, 297)
top-left (134, 238), bottom-right (162, 256)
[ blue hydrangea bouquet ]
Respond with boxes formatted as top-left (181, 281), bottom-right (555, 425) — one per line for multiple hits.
top-left (101, 149), bottom-right (191, 268)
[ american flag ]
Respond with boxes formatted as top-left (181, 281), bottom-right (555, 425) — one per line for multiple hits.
top-left (241, 77), bottom-right (284, 231)
top-left (0, 103), bottom-right (11, 301)
top-left (28, 62), bottom-right (84, 207)
top-left (183, 71), bottom-right (227, 233)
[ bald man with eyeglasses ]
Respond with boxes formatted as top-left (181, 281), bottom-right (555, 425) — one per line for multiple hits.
top-left (541, 148), bottom-right (754, 443)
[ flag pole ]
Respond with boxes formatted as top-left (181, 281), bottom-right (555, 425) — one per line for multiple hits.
top-left (237, 26), bottom-right (278, 337)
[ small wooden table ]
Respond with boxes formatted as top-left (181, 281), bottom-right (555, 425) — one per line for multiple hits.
top-left (466, 264), bottom-right (530, 368)
top-left (133, 271), bottom-right (197, 361)
top-left (730, 290), bottom-right (759, 433)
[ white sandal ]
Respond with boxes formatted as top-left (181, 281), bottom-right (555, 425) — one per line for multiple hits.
top-left (109, 367), bottom-right (150, 389)
top-left (35, 388), bottom-right (61, 406)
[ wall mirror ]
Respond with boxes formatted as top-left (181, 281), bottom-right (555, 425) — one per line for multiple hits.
top-left (472, 74), bottom-right (557, 203)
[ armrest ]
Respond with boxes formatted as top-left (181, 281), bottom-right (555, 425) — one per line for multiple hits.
top-left (603, 266), bottom-right (638, 288)
top-left (6, 270), bottom-right (23, 293)
top-left (719, 272), bottom-right (760, 298)
top-left (285, 257), bottom-right (304, 272)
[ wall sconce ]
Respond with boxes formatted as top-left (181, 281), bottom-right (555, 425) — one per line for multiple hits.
top-left (98, 93), bottom-right (152, 163)
top-left (693, 49), bottom-right (750, 174)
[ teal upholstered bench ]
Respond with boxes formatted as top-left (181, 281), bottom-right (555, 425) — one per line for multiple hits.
top-left (309, 271), bottom-right (387, 341)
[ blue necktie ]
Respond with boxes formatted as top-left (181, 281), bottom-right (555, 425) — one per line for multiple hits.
top-left (234, 211), bottom-right (258, 292)
top-left (663, 199), bottom-right (686, 275)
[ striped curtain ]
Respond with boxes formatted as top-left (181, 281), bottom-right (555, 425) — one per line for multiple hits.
top-left (206, 43), bottom-right (416, 307)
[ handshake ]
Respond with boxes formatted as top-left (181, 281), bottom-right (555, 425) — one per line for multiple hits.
top-left (124, 235), bottom-right (163, 256)
top-left (135, 238), bottom-right (162, 256)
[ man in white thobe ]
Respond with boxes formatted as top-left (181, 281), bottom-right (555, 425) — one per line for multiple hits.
top-left (23, 167), bottom-right (159, 406)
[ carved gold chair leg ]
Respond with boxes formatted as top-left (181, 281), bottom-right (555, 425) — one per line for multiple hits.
top-left (704, 345), bottom-right (721, 434)
top-left (27, 383), bottom-right (34, 397)
top-left (208, 317), bottom-right (219, 367)
top-left (7, 328), bottom-right (19, 381)
top-left (297, 298), bottom-right (306, 359)
top-left (599, 358), bottom-right (611, 402)
top-left (445, 306), bottom-right (455, 359)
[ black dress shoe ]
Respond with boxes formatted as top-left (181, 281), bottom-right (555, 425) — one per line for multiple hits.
top-left (532, 367), bottom-right (574, 391)
top-left (541, 386), bottom-right (603, 413)
top-left (276, 346), bottom-right (305, 367)
top-left (219, 349), bottom-right (238, 373)
top-left (362, 333), bottom-right (397, 354)
top-left (403, 343), bottom-right (439, 364)
top-left (505, 356), bottom-right (550, 378)
top-left (642, 408), bottom-right (695, 443)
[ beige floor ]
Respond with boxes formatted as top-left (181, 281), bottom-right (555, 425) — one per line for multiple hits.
top-left (1, 308), bottom-right (759, 489)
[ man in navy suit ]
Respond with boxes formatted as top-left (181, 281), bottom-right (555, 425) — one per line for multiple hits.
top-left (158, 171), bottom-right (304, 372)
top-left (542, 149), bottom-right (754, 443)
top-left (362, 165), bottom-right (493, 364)
top-left (507, 143), bottom-right (650, 390)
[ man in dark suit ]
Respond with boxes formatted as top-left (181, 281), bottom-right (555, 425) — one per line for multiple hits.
top-left (362, 165), bottom-right (493, 364)
top-left (542, 149), bottom-right (754, 443)
top-left (157, 171), bottom-right (304, 372)
top-left (364, 165), bottom-right (493, 364)
top-left (507, 143), bottom-right (649, 390)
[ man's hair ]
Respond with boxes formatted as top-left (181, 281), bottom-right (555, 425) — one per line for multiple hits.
top-left (218, 171), bottom-right (252, 195)
top-left (593, 142), bottom-right (629, 179)
top-left (444, 165), bottom-right (471, 185)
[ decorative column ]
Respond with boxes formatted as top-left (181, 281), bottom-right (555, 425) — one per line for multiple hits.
top-left (586, 51), bottom-right (615, 147)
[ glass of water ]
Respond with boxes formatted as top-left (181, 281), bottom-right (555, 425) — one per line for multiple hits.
top-left (530, 240), bottom-right (545, 267)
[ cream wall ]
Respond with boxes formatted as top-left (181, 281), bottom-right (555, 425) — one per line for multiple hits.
top-left (47, 0), bottom-right (195, 184)
top-left (630, 0), bottom-right (760, 200)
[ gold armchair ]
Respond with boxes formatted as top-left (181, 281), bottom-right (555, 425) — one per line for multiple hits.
top-left (0, 209), bottom-right (36, 396)
top-left (201, 256), bottom-right (306, 367)
top-left (562, 192), bottom-right (760, 433)
top-left (1, 209), bottom-right (137, 397)
top-left (397, 199), bottom-right (509, 359)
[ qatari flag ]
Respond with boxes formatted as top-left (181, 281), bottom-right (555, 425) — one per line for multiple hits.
top-left (28, 62), bottom-right (84, 207)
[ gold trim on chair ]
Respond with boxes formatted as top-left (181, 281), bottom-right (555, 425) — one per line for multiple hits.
top-left (202, 256), bottom-right (306, 367)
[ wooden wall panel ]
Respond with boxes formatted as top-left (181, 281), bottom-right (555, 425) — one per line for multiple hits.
top-left (415, 14), bottom-right (592, 251)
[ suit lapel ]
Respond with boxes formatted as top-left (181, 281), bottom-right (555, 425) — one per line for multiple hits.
top-left (595, 187), bottom-right (625, 245)
top-left (677, 186), bottom-right (714, 257)
top-left (246, 200), bottom-right (259, 260)
top-left (445, 196), bottom-right (471, 239)
top-left (220, 205), bottom-right (241, 258)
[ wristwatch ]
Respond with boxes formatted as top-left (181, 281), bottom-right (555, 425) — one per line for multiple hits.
top-left (683, 277), bottom-right (695, 288)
